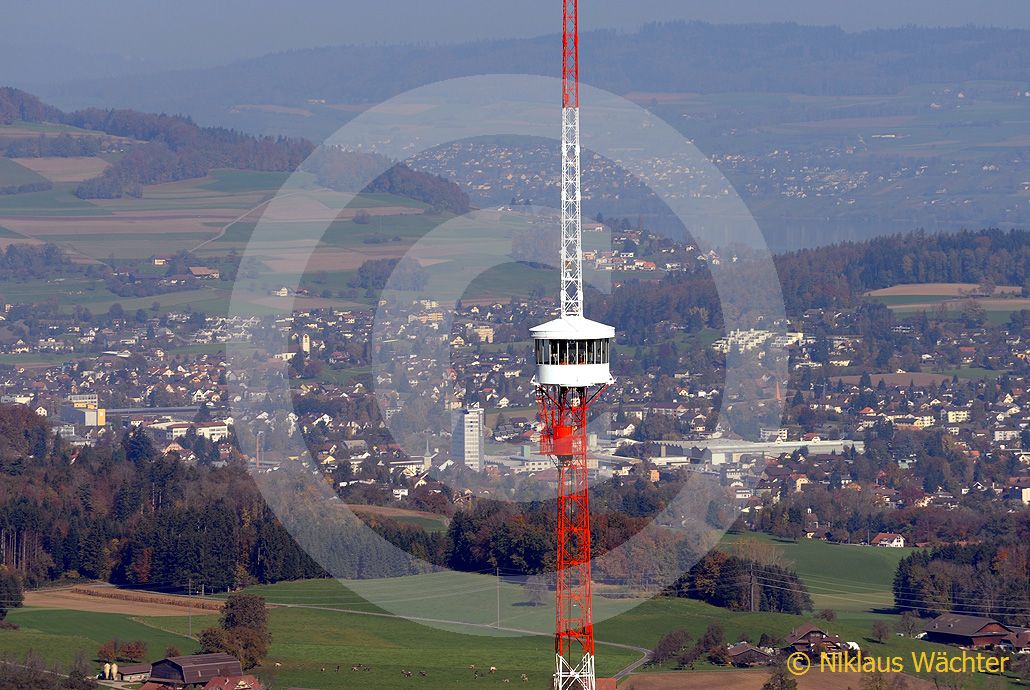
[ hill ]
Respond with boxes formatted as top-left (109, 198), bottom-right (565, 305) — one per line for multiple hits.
top-left (34, 23), bottom-right (1030, 134)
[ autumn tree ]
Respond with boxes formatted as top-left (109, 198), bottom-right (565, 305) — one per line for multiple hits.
top-left (200, 593), bottom-right (270, 669)
top-left (97, 641), bottom-right (118, 663)
top-left (120, 640), bottom-right (146, 662)
top-left (652, 628), bottom-right (691, 665)
top-left (872, 620), bottom-right (890, 643)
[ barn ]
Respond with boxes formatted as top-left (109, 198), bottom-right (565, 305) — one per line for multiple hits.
top-left (147, 653), bottom-right (243, 687)
top-left (923, 614), bottom-right (1012, 648)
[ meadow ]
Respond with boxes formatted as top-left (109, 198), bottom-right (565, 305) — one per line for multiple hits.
top-left (864, 282), bottom-right (1028, 323)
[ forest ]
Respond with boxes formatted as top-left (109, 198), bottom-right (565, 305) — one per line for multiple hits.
top-left (0, 407), bottom-right (324, 590)
top-left (894, 541), bottom-right (1030, 627)
top-left (774, 229), bottom-right (1030, 314)
top-left (304, 148), bottom-right (470, 213)
top-left (68, 109), bottom-right (313, 198)
top-left (0, 87), bottom-right (313, 199)
top-left (598, 228), bottom-right (1030, 350)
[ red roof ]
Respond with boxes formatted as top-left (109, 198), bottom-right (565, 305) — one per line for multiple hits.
top-left (202, 676), bottom-right (263, 690)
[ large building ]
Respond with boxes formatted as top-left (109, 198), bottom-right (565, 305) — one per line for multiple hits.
top-left (452, 405), bottom-right (485, 471)
top-left (144, 653), bottom-right (242, 688)
top-left (923, 614), bottom-right (1012, 648)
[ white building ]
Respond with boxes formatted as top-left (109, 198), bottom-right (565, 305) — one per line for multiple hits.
top-left (452, 405), bottom-right (485, 471)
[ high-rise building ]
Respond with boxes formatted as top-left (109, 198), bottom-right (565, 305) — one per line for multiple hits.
top-left (452, 405), bottom-right (485, 471)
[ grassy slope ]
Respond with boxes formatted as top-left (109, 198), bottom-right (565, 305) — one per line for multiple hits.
top-left (0, 158), bottom-right (48, 188)
top-left (1, 608), bottom-right (198, 670)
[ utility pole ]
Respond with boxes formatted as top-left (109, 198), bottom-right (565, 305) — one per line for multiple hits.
top-left (496, 567), bottom-right (501, 629)
top-left (750, 562), bottom-right (757, 613)
top-left (187, 577), bottom-right (192, 638)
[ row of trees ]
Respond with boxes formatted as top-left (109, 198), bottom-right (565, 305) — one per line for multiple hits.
top-left (3, 133), bottom-right (101, 158)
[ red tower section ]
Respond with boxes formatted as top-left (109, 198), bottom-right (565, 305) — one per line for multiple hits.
top-left (537, 374), bottom-right (608, 688)
top-left (562, 0), bottom-right (579, 109)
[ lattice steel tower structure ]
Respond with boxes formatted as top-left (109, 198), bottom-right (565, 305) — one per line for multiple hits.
top-left (531, 2), bottom-right (615, 687)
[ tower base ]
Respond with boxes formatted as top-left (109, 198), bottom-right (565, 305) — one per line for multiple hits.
top-left (554, 652), bottom-right (595, 690)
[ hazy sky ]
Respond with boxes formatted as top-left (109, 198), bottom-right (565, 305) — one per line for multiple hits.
top-left (9, 0), bottom-right (1030, 74)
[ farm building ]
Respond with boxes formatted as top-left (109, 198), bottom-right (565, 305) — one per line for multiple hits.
top-left (116, 663), bottom-right (152, 682)
top-left (726, 642), bottom-right (774, 666)
top-left (144, 653), bottom-right (242, 688)
top-left (923, 614), bottom-right (1012, 648)
top-left (786, 622), bottom-right (851, 656)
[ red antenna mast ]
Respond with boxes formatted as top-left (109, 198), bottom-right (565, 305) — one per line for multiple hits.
top-left (562, 0), bottom-right (579, 109)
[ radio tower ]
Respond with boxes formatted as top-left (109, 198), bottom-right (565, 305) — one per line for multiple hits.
top-left (531, 1), bottom-right (614, 687)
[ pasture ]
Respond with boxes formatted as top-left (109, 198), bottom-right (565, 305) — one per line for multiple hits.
top-left (0, 157), bottom-right (49, 187)
top-left (864, 282), bottom-right (1028, 322)
top-left (11, 156), bottom-right (110, 183)
top-left (1, 608), bottom-right (197, 670)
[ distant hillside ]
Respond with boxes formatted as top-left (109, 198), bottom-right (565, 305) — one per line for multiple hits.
top-left (0, 87), bottom-right (312, 198)
top-left (0, 88), bottom-right (468, 210)
top-left (33, 22), bottom-right (1030, 137)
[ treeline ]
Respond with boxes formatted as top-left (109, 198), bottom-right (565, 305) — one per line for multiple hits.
top-left (667, 550), bottom-right (813, 614)
top-left (0, 88), bottom-right (314, 199)
top-left (0, 408), bottom-right (325, 590)
top-left (596, 229), bottom-right (1030, 348)
top-left (352, 257), bottom-right (428, 292)
top-left (305, 148), bottom-right (470, 214)
top-left (0, 87), bottom-right (63, 125)
top-left (0, 243), bottom-right (74, 281)
top-left (3, 133), bottom-right (101, 158)
top-left (365, 163), bottom-right (469, 214)
top-left (0, 180), bottom-right (50, 196)
top-left (894, 541), bottom-right (1030, 627)
top-left (775, 229), bottom-right (1030, 314)
top-left (69, 109), bottom-right (312, 198)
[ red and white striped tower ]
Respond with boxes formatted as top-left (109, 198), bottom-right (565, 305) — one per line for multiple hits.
top-left (532, 2), bottom-right (614, 687)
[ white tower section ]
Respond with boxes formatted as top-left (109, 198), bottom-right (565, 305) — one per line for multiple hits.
top-left (531, 103), bottom-right (615, 391)
top-left (560, 106), bottom-right (584, 318)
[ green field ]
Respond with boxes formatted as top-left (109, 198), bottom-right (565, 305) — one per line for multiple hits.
top-left (731, 533), bottom-right (908, 613)
top-left (0, 157), bottom-right (48, 188)
top-left (1, 609), bottom-right (197, 671)
top-left (199, 169), bottom-right (293, 193)
top-left (0, 184), bottom-right (110, 215)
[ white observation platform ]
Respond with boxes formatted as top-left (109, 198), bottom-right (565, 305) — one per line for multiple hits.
top-left (532, 315), bottom-right (614, 388)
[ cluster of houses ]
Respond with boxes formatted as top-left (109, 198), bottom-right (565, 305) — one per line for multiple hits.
top-left (721, 613), bottom-right (1030, 669)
